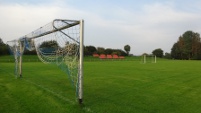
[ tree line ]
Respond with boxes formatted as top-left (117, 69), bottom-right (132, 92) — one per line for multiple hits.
top-left (150, 30), bottom-right (201, 60)
top-left (0, 39), bottom-right (131, 56)
top-left (0, 38), bottom-right (165, 58)
top-left (171, 31), bottom-right (201, 60)
top-left (84, 45), bottom-right (129, 56)
top-left (2, 30), bottom-right (200, 60)
top-left (38, 41), bottom-right (131, 56)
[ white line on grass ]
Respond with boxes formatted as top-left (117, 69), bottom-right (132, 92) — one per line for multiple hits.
top-left (23, 78), bottom-right (76, 104)
top-left (0, 66), bottom-right (93, 113)
top-left (23, 79), bottom-right (94, 113)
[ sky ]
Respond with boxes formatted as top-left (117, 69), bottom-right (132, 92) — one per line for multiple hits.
top-left (1, 0), bottom-right (201, 55)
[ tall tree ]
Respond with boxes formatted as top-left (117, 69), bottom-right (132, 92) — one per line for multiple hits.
top-left (171, 42), bottom-right (180, 59)
top-left (171, 31), bottom-right (201, 60)
top-left (124, 45), bottom-right (131, 56)
top-left (191, 33), bottom-right (201, 59)
top-left (182, 31), bottom-right (193, 59)
top-left (152, 48), bottom-right (163, 58)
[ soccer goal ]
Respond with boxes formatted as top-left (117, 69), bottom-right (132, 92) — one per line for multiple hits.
top-left (7, 19), bottom-right (84, 104)
top-left (141, 54), bottom-right (156, 64)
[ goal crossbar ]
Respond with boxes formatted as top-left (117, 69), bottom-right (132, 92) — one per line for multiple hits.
top-left (17, 19), bottom-right (80, 41)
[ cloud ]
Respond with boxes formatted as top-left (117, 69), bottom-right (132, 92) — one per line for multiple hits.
top-left (113, 2), bottom-right (201, 54)
top-left (0, 2), bottom-right (87, 41)
top-left (1, 1), bottom-right (201, 55)
top-left (0, 4), bottom-right (59, 41)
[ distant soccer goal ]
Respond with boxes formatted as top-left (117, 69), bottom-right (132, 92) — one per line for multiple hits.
top-left (7, 19), bottom-right (84, 104)
top-left (141, 54), bottom-right (156, 64)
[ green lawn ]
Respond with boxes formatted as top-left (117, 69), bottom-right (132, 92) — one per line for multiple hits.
top-left (1, 56), bottom-right (201, 113)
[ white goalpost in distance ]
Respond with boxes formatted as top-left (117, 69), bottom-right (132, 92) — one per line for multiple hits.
top-left (141, 54), bottom-right (156, 64)
top-left (7, 19), bottom-right (84, 104)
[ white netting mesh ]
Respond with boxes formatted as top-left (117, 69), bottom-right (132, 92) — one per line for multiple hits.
top-left (7, 19), bottom-right (81, 92)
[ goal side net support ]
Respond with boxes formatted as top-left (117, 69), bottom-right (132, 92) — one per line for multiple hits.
top-left (7, 19), bottom-right (84, 104)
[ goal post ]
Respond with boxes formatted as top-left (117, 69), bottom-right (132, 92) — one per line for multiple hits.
top-left (78, 20), bottom-right (84, 104)
top-left (19, 42), bottom-right (22, 77)
top-left (153, 55), bottom-right (157, 63)
top-left (7, 19), bottom-right (84, 104)
top-left (141, 54), bottom-right (146, 64)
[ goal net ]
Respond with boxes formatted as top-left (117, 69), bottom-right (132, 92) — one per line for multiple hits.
top-left (7, 19), bottom-right (84, 104)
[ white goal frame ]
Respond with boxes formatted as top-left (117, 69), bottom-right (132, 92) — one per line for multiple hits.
top-left (7, 19), bottom-right (84, 104)
top-left (141, 54), bottom-right (156, 64)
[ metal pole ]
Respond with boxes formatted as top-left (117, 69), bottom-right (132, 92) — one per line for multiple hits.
top-left (144, 54), bottom-right (146, 64)
top-left (78, 19), bottom-right (84, 104)
top-left (19, 41), bottom-right (22, 77)
top-left (14, 44), bottom-right (18, 78)
top-left (25, 20), bottom-right (80, 40)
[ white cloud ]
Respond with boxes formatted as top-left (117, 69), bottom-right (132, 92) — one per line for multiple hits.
top-left (1, 1), bottom-right (201, 55)
top-left (0, 4), bottom-right (60, 41)
top-left (111, 2), bottom-right (201, 54)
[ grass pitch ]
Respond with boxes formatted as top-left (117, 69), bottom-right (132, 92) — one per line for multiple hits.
top-left (1, 56), bottom-right (201, 113)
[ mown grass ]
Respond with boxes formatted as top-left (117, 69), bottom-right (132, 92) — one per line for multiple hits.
top-left (0, 55), bottom-right (39, 62)
top-left (1, 55), bottom-right (201, 113)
